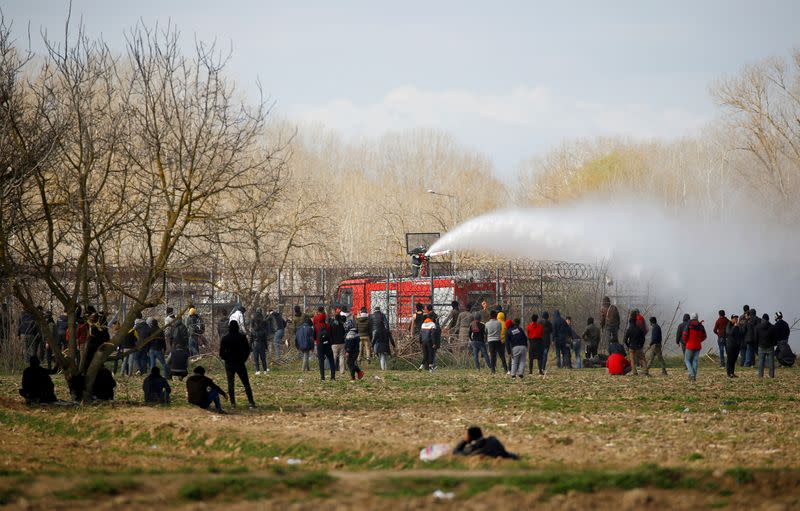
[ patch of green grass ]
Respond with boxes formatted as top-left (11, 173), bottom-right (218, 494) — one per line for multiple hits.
top-left (179, 472), bottom-right (334, 501)
top-left (375, 464), bottom-right (693, 498)
top-left (0, 487), bottom-right (22, 505)
top-left (53, 477), bottom-right (140, 500)
top-left (725, 467), bottom-right (754, 484)
top-left (687, 452), bottom-right (704, 461)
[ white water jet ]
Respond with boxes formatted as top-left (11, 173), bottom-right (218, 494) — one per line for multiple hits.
top-left (428, 199), bottom-right (800, 334)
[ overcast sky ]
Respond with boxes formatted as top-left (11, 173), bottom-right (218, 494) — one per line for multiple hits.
top-left (5, 0), bottom-right (799, 176)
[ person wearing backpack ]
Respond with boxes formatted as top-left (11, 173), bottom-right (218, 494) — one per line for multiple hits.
top-left (469, 312), bottom-right (490, 370)
top-left (186, 307), bottom-right (206, 356)
top-left (314, 316), bottom-right (335, 381)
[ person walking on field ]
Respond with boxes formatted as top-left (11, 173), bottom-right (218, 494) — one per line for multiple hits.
top-left (713, 310), bottom-right (729, 368)
top-left (676, 313), bottom-right (690, 356)
top-left (371, 306), bottom-right (395, 371)
top-left (725, 315), bottom-right (744, 378)
top-left (344, 324), bottom-right (364, 381)
top-left (755, 313), bottom-right (776, 379)
top-left (507, 318), bottom-right (528, 379)
top-left (645, 317), bottom-right (668, 375)
top-left (682, 313), bottom-right (707, 381)
top-left (219, 320), bottom-right (256, 409)
top-left (420, 317), bottom-right (437, 372)
top-left (624, 311), bottom-right (648, 376)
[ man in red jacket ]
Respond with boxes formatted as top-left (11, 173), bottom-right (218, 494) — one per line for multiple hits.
top-left (682, 313), bottom-right (707, 381)
top-left (713, 310), bottom-right (729, 368)
top-left (526, 314), bottom-right (545, 375)
top-left (607, 352), bottom-right (631, 375)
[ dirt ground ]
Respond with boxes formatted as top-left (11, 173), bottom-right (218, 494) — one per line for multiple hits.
top-left (1, 359), bottom-right (799, 509)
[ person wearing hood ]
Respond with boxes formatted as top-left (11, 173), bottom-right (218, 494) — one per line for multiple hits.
top-left (229, 305), bottom-right (246, 335)
top-left (186, 307), bottom-right (205, 356)
top-left (93, 364), bottom-right (117, 401)
top-left (147, 317), bottom-right (170, 378)
top-left (675, 313), bottom-right (691, 356)
top-left (725, 315), bottom-right (745, 378)
top-left (250, 308), bottom-right (270, 375)
top-left (453, 426), bottom-right (519, 460)
top-left (681, 313), bottom-right (707, 381)
top-left (295, 317), bottom-right (315, 371)
top-left (551, 310), bottom-right (572, 369)
top-left (19, 356), bottom-right (58, 404)
top-left (143, 366), bottom-right (171, 404)
top-left (469, 311), bottom-right (490, 370)
top-left (344, 325), bottom-right (364, 380)
top-left (623, 311), bottom-right (647, 376)
top-left (169, 315), bottom-right (189, 352)
top-left (356, 307), bottom-right (373, 364)
top-left (371, 306), bottom-right (395, 371)
top-left (506, 318), bottom-right (528, 379)
top-left (269, 308), bottom-right (287, 362)
top-left (219, 320), bottom-right (256, 409)
top-left (485, 310), bottom-right (508, 375)
top-left (773, 312), bottom-right (795, 368)
top-left (755, 313), bottom-right (775, 378)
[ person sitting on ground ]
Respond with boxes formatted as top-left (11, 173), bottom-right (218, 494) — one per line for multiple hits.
top-left (453, 426), bottom-right (519, 460)
top-left (143, 366), bottom-right (171, 404)
top-left (186, 366), bottom-right (227, 413)
top-left (607, 351), bottom-right (632, 375)
top-left (19, 356), bottom-right (57, 404)
top-left (93, 365), bottom-right (117, 401)
top-left (608, 339), bottom-right (627, 357)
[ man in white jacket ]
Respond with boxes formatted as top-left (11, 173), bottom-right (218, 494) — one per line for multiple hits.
top-left (229, 305), bottom-right (246, 335)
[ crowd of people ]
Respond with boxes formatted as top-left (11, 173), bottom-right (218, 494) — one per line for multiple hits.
top-left (11, 295), bottom-right (797, 408)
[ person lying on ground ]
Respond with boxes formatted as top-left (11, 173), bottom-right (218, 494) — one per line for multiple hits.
top-left (453, 426), bottom-right (519, 460)
top-left (19, 356), bottom-right (58, 404)
top-left (607, 352), bottom-right (632, 375)
top-left (186, 366), bottom-right (227, 413)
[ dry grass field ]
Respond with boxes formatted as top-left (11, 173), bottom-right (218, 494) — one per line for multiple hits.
top-left (1, 356), bottom-right (798, 510)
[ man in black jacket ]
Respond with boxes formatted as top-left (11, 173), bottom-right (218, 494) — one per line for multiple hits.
top-left (453, 426), bottom-right (518, 460)
top-left (675, 313), bottom-right (690, 355)
top-left (725, 315), bottom-right (745, 378)
top-left (624, 313), bottom-right (647, 376)
top-left (755, 313), bottom-right (775, 378)
top-left (186, 366), bottom-right (227, 412)
top-left (219, 320), bottom-right (256, 408)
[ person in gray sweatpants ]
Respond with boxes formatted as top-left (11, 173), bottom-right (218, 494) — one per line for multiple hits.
top-left (506, 318), bottom-right (529, 379)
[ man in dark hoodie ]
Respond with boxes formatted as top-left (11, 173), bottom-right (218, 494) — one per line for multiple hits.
top-left (552, 310), bottom-right (572, 369)
top-left (773, 312), bottom-right (794, 367)
top-left (219, 320), bottom-right (256, 408)
top-left (675, 313), bottom-right (690, 356)
top-left (468, 312), bottom-right (490, 369)
top-left (314, 314), bottom-right (335, 381)
top-left (755, 313), bottom-right (775, 378)
top-left (19, 356), bottom-right (57, 404)
top-left (344, 324), bottom-right (364, 380)
top-left (645, 317), bottom-right (667, 376)
top-left (453, 426), bottom-right (519, 460)
top-left (186, 366), bottom-right (227, 412)
top-left (739, 305), bottom-right (750, 366)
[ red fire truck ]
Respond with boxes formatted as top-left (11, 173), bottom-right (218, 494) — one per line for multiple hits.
top-left (333, 233), bottom-right (504, 328)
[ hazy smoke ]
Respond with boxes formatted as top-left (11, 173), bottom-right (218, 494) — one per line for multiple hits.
top-left (428, 198), bottom-right (800, 336)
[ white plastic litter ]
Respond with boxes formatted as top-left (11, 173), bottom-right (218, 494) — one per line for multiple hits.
top-left (287, 458), bottom-right (303, 465)
top-left (419, 444), bottom-right (451, 462)
top-left (432, 489), bottom-right (455, 500)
